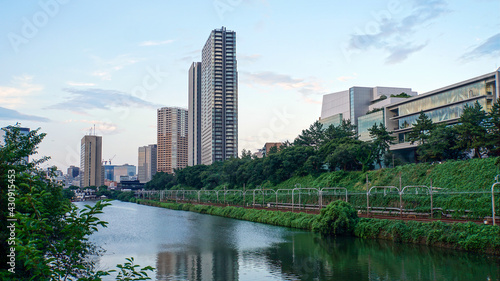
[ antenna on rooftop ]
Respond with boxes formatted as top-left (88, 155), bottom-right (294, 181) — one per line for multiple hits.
top-left (93, 124), bottom-right (96, 135)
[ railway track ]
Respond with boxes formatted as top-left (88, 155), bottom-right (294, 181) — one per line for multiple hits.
top-left (157, 199), bottom-right (489, 225)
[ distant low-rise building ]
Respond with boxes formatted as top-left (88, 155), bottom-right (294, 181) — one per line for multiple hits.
top-left (113, 164), bottom-right (136, 182)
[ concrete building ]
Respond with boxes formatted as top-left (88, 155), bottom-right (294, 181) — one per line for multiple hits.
top-left (113, 164), bottom-right (136, 182)
top-left (263, 142), bottom-right (282, 156)
top-left (200, 26), bottom-right (238, 164)
top-left (138, 144), bottom-right (157, 183)
top-left (67, 165), bottom-right (79, 178)
top-left (188, 62), bottom-right (202, 166)
top-left (386, 68), bottom-right (500, 161)
top-left (157, 107), bottom-right (188, 174)
top-left (320, 86), bottom-right (417, 128)
top-left (80, 135), bottom-right (103, 187)
top-left (318, 69), bottom-right (500, 164)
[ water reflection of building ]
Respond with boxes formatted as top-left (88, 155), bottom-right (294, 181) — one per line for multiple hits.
top-left (156, 249), bottom-right (238, 281)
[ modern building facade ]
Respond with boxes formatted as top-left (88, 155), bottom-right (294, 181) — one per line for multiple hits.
top-left (188, 62), bottom-right (202, 166)
top-left (320, 86), bottom-right (417, 128)
top-left (319, 69), bottom-right (500, 164)
top-left (113, 164), bottom-right (136, 182)
top-left (80, 135), bottom-right (103, 188)
top-left (200, 26), bottom-right (238, 165)
top-left (386, 68), bottom-right (500, 160)
top-left (138, 144), bottom-right (157, 183)
top-left (157, 107), bottom-right (188, 174)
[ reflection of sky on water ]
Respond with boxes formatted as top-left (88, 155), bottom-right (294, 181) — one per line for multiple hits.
top-left (76, 201), bottom-right (500, 281)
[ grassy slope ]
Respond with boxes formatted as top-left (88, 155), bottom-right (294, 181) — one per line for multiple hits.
top-left (265, 157), bottom-right (500, 191)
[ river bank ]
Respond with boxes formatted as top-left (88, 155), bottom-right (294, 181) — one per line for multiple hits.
top-left (136, 199), bottom-right (500, 256)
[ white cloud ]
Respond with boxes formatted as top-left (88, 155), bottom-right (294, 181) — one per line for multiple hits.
top-left (461, 33), bottom-right (500, 61)
top-left (47, 88), bottom-right (161, 114)
top-left (348, 0), bottom-right (448, 64)
top-left (0, 106), bottom-right (50, 122)
top-left (90, 54), bottom-right (142, 80)
top-left (0, 75), bottom-right (43, 108)
top-left (64, 119), bottom-right (120, 135)
top-left (242, 71), bottom-right (326, 104)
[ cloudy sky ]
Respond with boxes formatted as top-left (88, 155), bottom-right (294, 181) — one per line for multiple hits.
top-left (1, 0), bottom-right (499, 172)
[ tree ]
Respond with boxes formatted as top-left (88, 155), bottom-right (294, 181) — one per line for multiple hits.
top-left (417, 124), bottom-right (463, 162)
top-left (368, 123), bottom-right (395, 168)
top-left (0, 125), bottom-right (154, 280)
top-left (294, 121), bottom-right (324, 147)
top-left (62, 188), bottom-right (75, 200)
top-left (455, 102), bottom-right (489, 158)
top-left (407, 112), bottom-right (435, 145)
top-left (323, 119), bottom-right (356, 142)
top-left (487, 100), bottom-right (500, 156)
top-left (240, 149), bottom-right (252, 159)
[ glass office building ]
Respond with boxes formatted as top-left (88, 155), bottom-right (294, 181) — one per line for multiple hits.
top-left (386, 69), bottom-right (499, 146)
top-left (358, 110), bottom-right (384, 142)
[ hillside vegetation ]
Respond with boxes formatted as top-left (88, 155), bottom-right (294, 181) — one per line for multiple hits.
top-left (268, 157), bottom-right (500, 192)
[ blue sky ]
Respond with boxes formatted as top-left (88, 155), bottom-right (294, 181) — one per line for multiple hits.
top-left (1, 0), bottom-right (499, 172)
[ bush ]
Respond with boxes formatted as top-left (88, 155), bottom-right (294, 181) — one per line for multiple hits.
top-left (312, 201), bottom-right (359, 235)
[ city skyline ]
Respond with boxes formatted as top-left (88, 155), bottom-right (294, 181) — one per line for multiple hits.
top-left (1, 1), bottom-right (499, 172)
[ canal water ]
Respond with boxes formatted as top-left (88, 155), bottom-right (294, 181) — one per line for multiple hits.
top-left (75, 200), bottom-right (500, 281)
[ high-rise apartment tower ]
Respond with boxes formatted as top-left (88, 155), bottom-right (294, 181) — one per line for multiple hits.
top-left (188, 62), bottom-right (202, 166)
top-left (157, 107), bottom-right (188, 174)
top-left (200, 26), bottom-right (238, 165)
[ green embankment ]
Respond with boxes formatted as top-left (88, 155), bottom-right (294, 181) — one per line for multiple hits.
top-left (266, 157), bottom-right (499, 191)
top-left (136, 199), bottom-right (500, 256)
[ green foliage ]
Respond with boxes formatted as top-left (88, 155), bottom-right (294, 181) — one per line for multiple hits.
top-left (294, 120), bottom-right (324, 147)
top-left (114, 257), bottom-right (155, 281)
top-left (138, 199), bottom-right (316, 230)
top-left (144, 172), bottom-right (177, 190)
top-left (354, 218), bottom-right (500, 255)
top-left (417, 124), bottom-right (464, 162)
top-left (408, 111), bottom-right (435, 145)
top-left (390, 92), bottom-right (412, 98)
top-left (455, 102), bottom-right (489, 158)
top-left (0, 124), bottom-right (154, 280)
top-left (312, 201), bottom-right (359, 235)
top-left (369, 123), bottom-right (395, 167)
top-left (488, 100), bottom-right (500, 156)
top-left (62, 188), bottom-right (75, 200)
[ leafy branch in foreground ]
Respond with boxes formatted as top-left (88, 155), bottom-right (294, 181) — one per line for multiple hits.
top-left (0, 124), bottom-right (154, 280)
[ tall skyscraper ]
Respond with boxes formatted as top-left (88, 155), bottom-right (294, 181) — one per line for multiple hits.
top-left (200, 26), bottom-right (238, 165)
top-left (138, 144), bottom-right (157, 183)
top-left (188, 62), bottom-right (202, 166)
top-left (80, 135), bottom-right (103, 187)
top-left (157, 107), bottom-right (188, 174)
